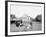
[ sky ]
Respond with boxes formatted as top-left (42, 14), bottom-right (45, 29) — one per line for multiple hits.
top-left (10, 3), bottom-right (42, 19)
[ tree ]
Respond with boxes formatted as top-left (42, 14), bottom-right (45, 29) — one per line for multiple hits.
top-left (35, 15), bottom-right (42, 23)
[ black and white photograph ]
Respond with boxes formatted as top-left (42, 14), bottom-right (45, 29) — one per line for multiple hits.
top-left (5, 1), bottom-right (45, 36)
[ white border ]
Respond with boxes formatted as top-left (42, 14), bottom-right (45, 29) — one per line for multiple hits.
top-left (8, 2), bottom-right (44, 35)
